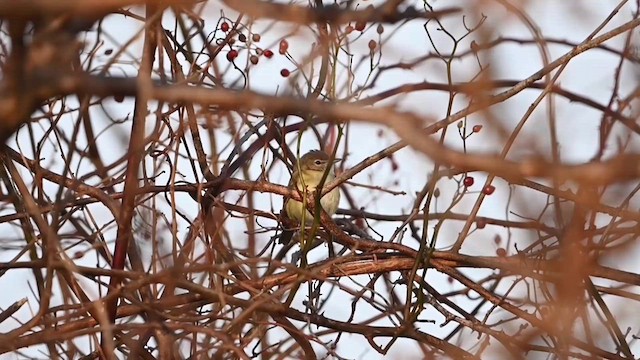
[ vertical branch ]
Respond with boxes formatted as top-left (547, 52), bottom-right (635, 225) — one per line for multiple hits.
top-left (102, 3), bottom-right (163, 351)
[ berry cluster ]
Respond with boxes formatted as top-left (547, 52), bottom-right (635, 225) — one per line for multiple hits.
top-left (463, 176), bottom-right (496, 195)
top-left (219, 17), bottom-right (387, 77)
top-left (219, 20), bottom-right (293, 77)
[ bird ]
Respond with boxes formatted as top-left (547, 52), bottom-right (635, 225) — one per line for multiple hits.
top-left (285, 150), bottom-right (341, 225)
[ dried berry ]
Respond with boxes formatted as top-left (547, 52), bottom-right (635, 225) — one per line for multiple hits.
top-left (471, 41), bottom-right (480, 53)
top-left (483, 185), bottom-right (495, 195)
top-left (280, 68), bottom-right (290, 77)
top-left (463, 176), bottom-right (474, 187)
top-left (226, 49), bottom-right (238, 61)
top-left (391, 159), bottom-right (399, 172)
top-left (279, 39), bottom-right (289, 54)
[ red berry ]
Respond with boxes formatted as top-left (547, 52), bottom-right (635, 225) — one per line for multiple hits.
top-left (463, 176), bottom-right (474, 187)
top-left (280, 68), bottom-right (290, 77)
top-left (114, 94), bottom-right (124, 103)
top-left (226, 49), bottom-right (238, 61)
top-left (220, 22), bottom-right (230, 32)
top-left (391, 160), bottom-right (399, 172)
top-left (496, 248), bottom-right (507, 257)
top-left (473, 124), bottom-right (483, 133)
top-left (263, 49), bottom-right (274, 58)
top-left (279, 39), bottom-right (289, 54)
top-left (483, 185), bottom-right (495, 195)
top-left (355, 21), bottom-right (366, 31)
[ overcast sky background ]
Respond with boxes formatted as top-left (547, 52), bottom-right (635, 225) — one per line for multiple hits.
top-left (1, 1), bottom-right (639, 359)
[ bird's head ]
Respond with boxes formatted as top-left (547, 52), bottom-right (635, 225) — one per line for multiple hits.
top-left (298, 150), bottom-right (340, 172)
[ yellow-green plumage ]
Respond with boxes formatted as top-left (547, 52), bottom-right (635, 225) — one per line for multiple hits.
top-left (285, 150), bottom-right (340, 224)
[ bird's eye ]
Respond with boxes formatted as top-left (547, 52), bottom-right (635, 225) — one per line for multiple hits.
top-left (314, 160), bottom-right (322, 165)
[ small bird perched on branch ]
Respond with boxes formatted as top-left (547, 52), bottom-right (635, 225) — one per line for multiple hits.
top-left (280, 150), bottom-right (341, 244)
top-left (286, 150), bottom-right (341, 223)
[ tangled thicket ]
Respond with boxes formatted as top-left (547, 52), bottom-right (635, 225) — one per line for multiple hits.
top-left (0, 1), bottom-right (639, 359)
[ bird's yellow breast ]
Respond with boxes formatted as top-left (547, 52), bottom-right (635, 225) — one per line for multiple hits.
top-left (286, 170), bottom-right (340, 224)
